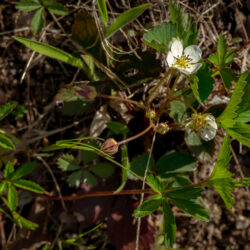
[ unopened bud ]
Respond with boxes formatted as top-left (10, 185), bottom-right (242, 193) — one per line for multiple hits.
top-left (100, 138), bottom-right (119, 155)
top-left (145, 109), bottom-right (156, 119)
top-left (76, 85), bottom-right (97, 101)
top-left (156, 122), bottom-right (170, 135)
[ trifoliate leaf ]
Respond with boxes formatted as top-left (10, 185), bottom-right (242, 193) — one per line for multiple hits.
top-left (220, 68), bottom-right (237, 91)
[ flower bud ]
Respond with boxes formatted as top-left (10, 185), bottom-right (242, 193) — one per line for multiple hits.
top-left (156, 122), bottom-right (170, 135)
top-left (100, 138), bottom-right (119, 155)
top-left (145, 109), bottom-right (156, 119)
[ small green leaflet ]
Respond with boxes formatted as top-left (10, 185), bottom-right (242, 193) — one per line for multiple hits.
top-left (156, 151), bottom-right (196, 174)
top-left (162, 200), bottom-right (176, 248)
top-left (4, 162), bottom-right (15, 179)
top-left (166, 187), bottom-right (202, 201)
top-left (105, 3), bottom-right (150, 38)
top-left (146, 174), bottom-right (164, 193)
top-left (14, 37), bottom-right (84, 68)
top-left (133, 194), bottom-right (162, 218)
top-left (12, 211), bottom-right (39, 230)
top-left (42, 0), bottom-right (68, 16)
top-left (235, 71), bottom-right (250, 122)
top-left (234, 178), bottom-right (250, 188)
top-left (0, 102), bottom-right (17, 121)
top-left (226, 122), bottom-right (250, 147)
top-left (8, 184), bottom-right (18, 211)
top-left (57, 154), bottom-right (80, 171)
top-left (0, 181), bottom-right (7, 194)
top-left (207, 135), bottom-right (234, 209)
top-left (89, 162), bottom-right (114, 178)
top-left (169, 0), bottom-right (197, 47)
top-left (0, 134), bottom-right (15, 150)
top-left (16, 0), bottom-right (41, 12)
top-left (168, 197), bottom-right (209, 221)
top-left (8, 161), bottom-right (37, 180)
top-left (12, 179), bottom-right (45, 194)
top-left (31, 7), bottom-right (45, 34)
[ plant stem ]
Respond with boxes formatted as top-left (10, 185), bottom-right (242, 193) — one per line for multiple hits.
top-left (97, 93), bottom-right (144, 108)
top-left (173, 97), bottom-right (197, 113)
top-left (146, 69), bottom-right (173, 109)
top-left (117, 123), bottom-right (153, 146)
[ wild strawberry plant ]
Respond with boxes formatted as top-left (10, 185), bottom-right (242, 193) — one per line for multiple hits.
top-left (0, 0), bottom-right (249, 248)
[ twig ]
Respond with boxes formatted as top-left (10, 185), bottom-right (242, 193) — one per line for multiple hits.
top-left (37, 157), bottom-right (67, 211)
top-left (135, 119), bottom-right (158, 250)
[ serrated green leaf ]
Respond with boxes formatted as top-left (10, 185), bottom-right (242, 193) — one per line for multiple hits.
top-left (142, 22), bottom-right (177, 53)
top-left (224, 49), bottom-right (236, 65)
top-left (4, 162), bottom-right (15, 178)
top-left (168, 197), bottom-right (209, 221)
top-left (129, 154), bottom-right (154, 178)
top-left (8, 161), bottom-right (37, 180)
top-left (14, 37), bottom-right (84, 68)
top-left (208, 53), bottom-right (219, 65)
top-left (226, 122), bottom-right (250, 147)
top-left (12, 211), bottom-right (38, 230)
top-left (13, 179), bottom-right (45, 193)
top-left (234, 178), bottom-right (250, 187)
top-left (16, 0), bottom-right (41, 12)
top-left (89, 162), bottom-right (114, 178)
top-left (0, 181), bottom-right (7, 194)
top-left (31, 7), bottom-right (45, 35)
top-left (8, 184), bottom-right (18, 211)
top-left (43, 0), bottom-right (68, 15)
top-left (146, 174), bottom-right (164, 193)
top-left (97, 0), bottom-right (108, 25)
top-left (105, 3), bottom-right (150, 38)
top-left (57, 154), bottom-right (80, 171)
top-left (106, 121), bottom-right (129, 136)
top-left (133, 194), bottom-right (162, 218)
top-left (156, 152), bottom-right (196, 174)
top-left (197, 63), bottom-right (214, 103)
top-left (217, 35), bottom-right (227, 65)
top-left (208, 135), bottom-right (234, 209)
top-left (0, 134), bottom-right (15, 150)
top-left (162, 200), bottom-right (176, 248)
top-left (235, 71), bottom-right (250, 122)
top-left (220, 68), bottom-right (237, 91)
top-left (218, 71), bottom-right (247, 127)
top-left (166, 187), bottom-right (202, 201)
top-left (0, 102), bottom-right (17, 121)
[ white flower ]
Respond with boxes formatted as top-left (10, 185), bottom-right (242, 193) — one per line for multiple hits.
top-left (166, 39), bottom-right (202, 74)
top-left (200, 115), bottom-right (218, 141)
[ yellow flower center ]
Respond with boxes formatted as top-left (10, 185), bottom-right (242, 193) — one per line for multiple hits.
top-left (174, 55), bottom-right (192, 69)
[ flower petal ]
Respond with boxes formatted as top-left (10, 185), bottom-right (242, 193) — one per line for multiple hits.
top-left (181, 63), bottom-right (202, 74)
top-left (171, 39), bottom-right (183, 57)
top-left (201, 127), bottom-right (217, 141)
top-left (166, 51), bottom-right (175, 67)
top-left (184, 45), bottom-right (202, 63)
